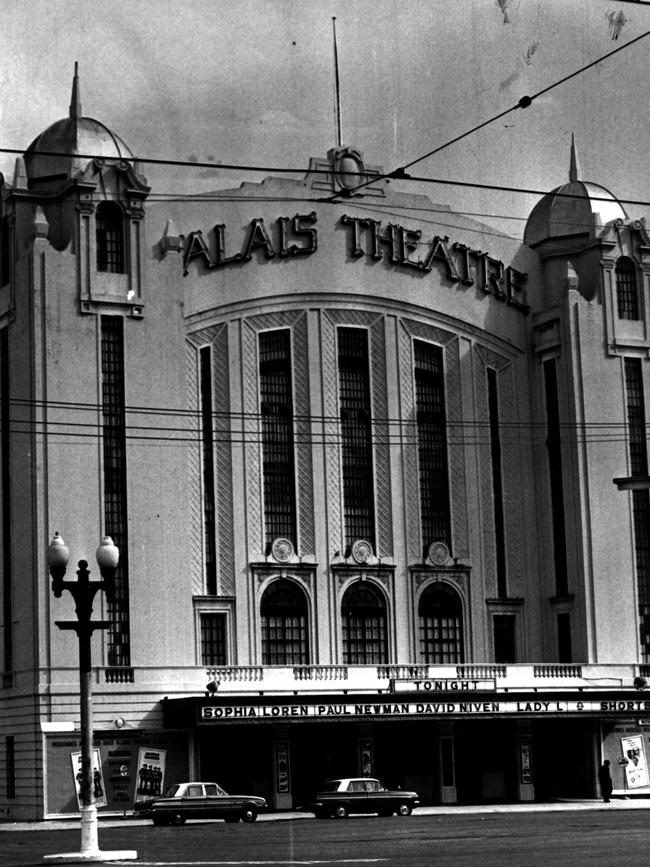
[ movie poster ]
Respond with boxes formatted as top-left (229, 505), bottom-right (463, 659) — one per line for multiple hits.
top-left (70, 749), bottom-right (107, 809)
top-left (621, 735), bottom-right (649, 789)
top-left (134, 748), bottom-right (166, 802)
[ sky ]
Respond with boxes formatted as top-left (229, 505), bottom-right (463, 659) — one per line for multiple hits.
top-left (1, 0), bottom-right (649, 237)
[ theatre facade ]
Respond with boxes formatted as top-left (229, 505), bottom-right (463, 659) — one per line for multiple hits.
top-left (2, 71), bottom-right (650, 819)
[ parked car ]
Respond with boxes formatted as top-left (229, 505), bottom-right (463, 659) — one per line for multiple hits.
top-left (308, 777), bottom-right (420, 818)
top-left (134, 781), bottom-right (267, 825)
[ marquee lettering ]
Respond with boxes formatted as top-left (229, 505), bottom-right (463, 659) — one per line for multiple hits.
top-left (199, 698), bottom-right (649, 721)
top-left (182, 213), bottom-right (318, 275)
top-left (181, 211), bottom-right (528, 313)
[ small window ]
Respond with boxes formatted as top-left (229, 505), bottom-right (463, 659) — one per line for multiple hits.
top-left (200, 613), bottom-right (228, 666)
top-left (557, 612), bottom-right (572, 663)
top-left (493, 614), bottom-right (516, 663)
top-left (6, 735), bottom-right (15, 799)
top-left (96, 202), bottom-right (125, 273)
top-left (616, 257), bottom-right (639, 321)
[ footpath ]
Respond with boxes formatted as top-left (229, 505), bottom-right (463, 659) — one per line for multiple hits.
top-left (1, 798), bottom-right (649, 832)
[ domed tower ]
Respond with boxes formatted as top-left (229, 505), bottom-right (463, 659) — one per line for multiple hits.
top-left (523, 136), bottom-right (640, 307)
top-left (3, 63), bottom-right (150, 317)
top-left (23, 62), bottom-right (137, 187)
top-left (524, 137), bottom-right (650, 668)
top-left (524, 134), bottom-right (628, 252)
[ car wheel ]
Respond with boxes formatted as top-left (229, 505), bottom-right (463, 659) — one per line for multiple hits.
top-left (241, 806), bottom-right (258, 823)
top-left (333, 804), bottom-right (348, 819)
top-left (170, 813), bottom-right (186, 825)
top-left (396, 802), bottom-right (412, 816)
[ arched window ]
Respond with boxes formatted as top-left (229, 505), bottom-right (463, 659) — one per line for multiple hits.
top-left (96, 202), bottom-right (125, 273)
top-left (341, 581), bottom-right (387, 664)
top-left (418, 582), bottom-right (464, 664)
top-left (616, 257), bottom-right (639, 321)
top-left (261, 579), bottom-right (309, 665)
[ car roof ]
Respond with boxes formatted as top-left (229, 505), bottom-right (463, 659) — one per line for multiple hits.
top-left (330, 777), bottom-right (380, 784)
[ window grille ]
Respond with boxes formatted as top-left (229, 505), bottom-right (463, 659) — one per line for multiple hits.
top-left (625, 357), bottom-right (650, 661)
top-left (200, 613), bottom-right (228, 666)
top-left (543, 359), bottom-right (568, 596)
top-left (414, 340), bottom-right (450, 550)
top-left (259, 330), bottom-right (297, 547)
top-left (418, 582), bottom-right (463, 664)
top-left (1, 329), bottom-right (12, 675)
top-left (338, 328), bottom-right (375, 549)
top-left (200, 347), bottom-right (217, 594)
top-left (261, 579), bottom-right (309, 665)
top-left (96, 202), bottom-right (125, 273)
top-left (487, 367), bottom-right (507, 597)
top-left (101, 317), bottom-right (130, 667)
top-left (341, 581), bottom-right (387, 664)
top-left (616, 257), bottom-right (639, 321)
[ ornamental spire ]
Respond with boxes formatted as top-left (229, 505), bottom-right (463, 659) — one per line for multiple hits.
top-left (69, 61), bottom-right (82, 119)
top-left (569, 133), bottom-right (581, 183)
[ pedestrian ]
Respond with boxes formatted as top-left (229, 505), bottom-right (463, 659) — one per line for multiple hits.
top-left (598, 759), bottom-right (613, 803)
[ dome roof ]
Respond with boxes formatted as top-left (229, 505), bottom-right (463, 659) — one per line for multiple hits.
top-left (524, 137), bottom-right (627, 247)
top-left (23, 63), bottom-right (134, 183)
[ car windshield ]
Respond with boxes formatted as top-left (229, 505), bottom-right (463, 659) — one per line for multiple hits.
top-left (162, 784), bottom-right (181, 797)
top-left (322, 780), bottom-right (343, 792)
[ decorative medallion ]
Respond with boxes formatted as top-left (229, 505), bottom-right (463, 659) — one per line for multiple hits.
top-left (351, 539), bottom-right (373, 564)
top-left (333, 147), bottom-right (364, 190)
top-left (271, 538), bottom-right (294, 563)
top-left (428, 541), bottom-right (450, 566)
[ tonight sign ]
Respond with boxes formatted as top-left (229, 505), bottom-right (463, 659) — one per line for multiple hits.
top-left (198, 699), bottom-right (650, 722)
top-left (181, 213), bottom-right (529, 312)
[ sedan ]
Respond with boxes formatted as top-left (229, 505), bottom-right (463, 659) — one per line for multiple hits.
top-left (134, 781), bottom-right (267, 825)
top-left (309, 777), bottom-right (420, 818)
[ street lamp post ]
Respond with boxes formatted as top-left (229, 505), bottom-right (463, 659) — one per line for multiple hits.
top-left (44, 532), bottom-right (137, 864)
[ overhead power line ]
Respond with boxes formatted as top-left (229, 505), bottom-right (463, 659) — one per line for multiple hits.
top-left (1, 29), bottom-right (649, 218)
top-left (322, 26), bottom-right (650, 202)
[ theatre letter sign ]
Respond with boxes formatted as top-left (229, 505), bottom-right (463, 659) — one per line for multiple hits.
top-left (182, 213), bottom-right (528, 312)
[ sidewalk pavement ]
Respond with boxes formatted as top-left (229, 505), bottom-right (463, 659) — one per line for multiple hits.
top-left (2, 798), bottom-right (649, 832)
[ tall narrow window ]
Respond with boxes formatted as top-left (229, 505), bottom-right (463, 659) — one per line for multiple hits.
top-left (418, 582), bottom-right (464, 664)
top-left (625, 357), bottom-right (650, 661)
top-left (200, 613), bottom-right (228, 666)
top-left (261, 579), bottom-right (309, 665)
top-left (543, 359), bottom-right (568, 596)
top-left (96, 202), bottom-right (125, 273)
top-left (0, 218), bottom-right (10, 287)
top-left (341, 581), bottom-right (387, 664)
top-left (200, 347), bottom-right (217, 594)
top-left (101, 316), bottom-right (130, 669)
top-left (259, 330), bottom-right (297, 547)
top-left (493, 614), bottom-right (516, 663)
top-left (414, 340), bottom-right (451, 550)
top-left (338, 328), bottom-right (375, 550)
top-left (1, 329), bottom-right (12, 677)
top-left (487, 368), bottom-right (507, 597)
top-left (616, 257), bottom-right (639, 321)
